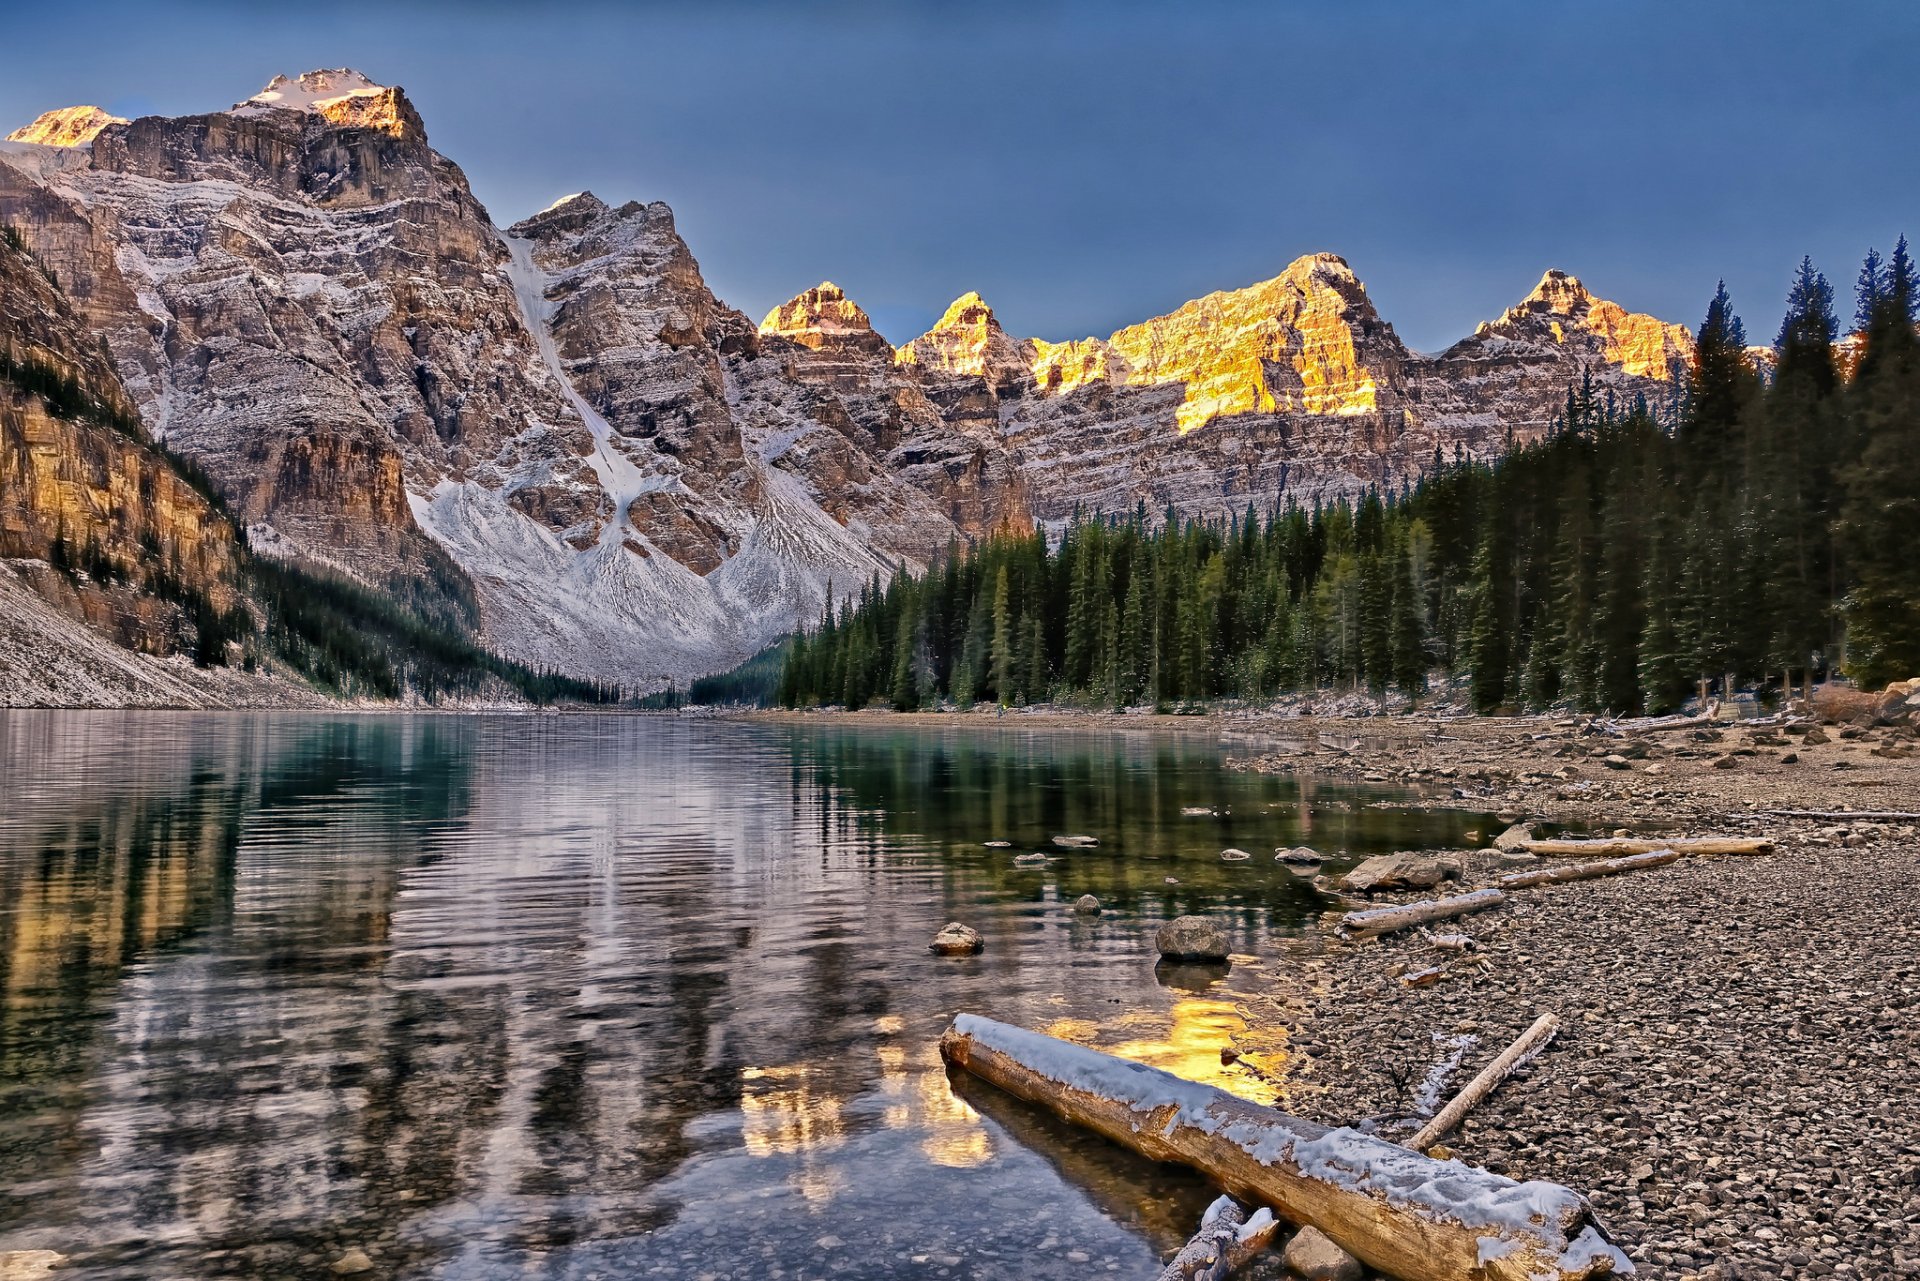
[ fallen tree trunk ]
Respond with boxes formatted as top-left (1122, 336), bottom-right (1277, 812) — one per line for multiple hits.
top-left (1338, 888), bottom-right (1506, 940)
top-left (1496, 849), bottom-right (1681, 890)
top-left (1761, 809), bottom-right (1920, 822)
top-left (1407, 1013), bottom-right (1560, 1151)
top-left (1518, 836), bottom-right (1771, 858)
top-left (1614, 701), bottom-right (1721, 735)
top-left (1154, 1195), bottom-right (1278, 1281)
top-left (940, 1015), bottom-right (1629, 1281)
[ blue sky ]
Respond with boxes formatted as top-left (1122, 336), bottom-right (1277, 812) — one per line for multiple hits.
top-left (4, 1), bottom-right (1913, 351)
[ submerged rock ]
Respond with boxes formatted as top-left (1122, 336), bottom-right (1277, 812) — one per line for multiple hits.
top-left (1281, 1226), bottom-right (1361, 1281)
top-left (1051, 834), bottom-right (1100, 848)
top-left (1220, 848), bottom-right (1251, 861)
top-left (929, 922), bottom-right (984, 956)
top-left (1072, 894), bottom-right (1102, 915)
top-left (1155, 915), bottom-right (1230, 962)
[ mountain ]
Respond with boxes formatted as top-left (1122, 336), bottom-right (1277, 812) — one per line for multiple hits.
top-left (1, 69), bottom-right (1697, 687)
top-left (0, 222), bottom-right (292, 704)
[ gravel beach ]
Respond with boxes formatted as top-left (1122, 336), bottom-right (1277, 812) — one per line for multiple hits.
top-left (1238, 710), bottom-right (1920, 1280)
top-left (758, 704), bottom-right (1920, 1278)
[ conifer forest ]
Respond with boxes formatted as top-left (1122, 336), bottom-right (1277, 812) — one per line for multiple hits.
top-left (778, 245), bottom-right (1920, 714)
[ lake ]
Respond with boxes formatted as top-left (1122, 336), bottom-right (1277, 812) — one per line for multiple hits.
top-left (0, 712), bottom-right (1488, 1280)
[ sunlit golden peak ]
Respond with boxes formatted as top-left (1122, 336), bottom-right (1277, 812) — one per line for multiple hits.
top-left (759, 281), bottom-right (888, 352)
top-left (1523, 268), bottom-right (1595, 315)
top-left (5, 106), bottom-right (128, 147)
top-left (934, 291), bottom-right (996, 329)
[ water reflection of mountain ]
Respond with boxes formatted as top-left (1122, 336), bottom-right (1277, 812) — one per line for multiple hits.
top-left (0, 716), bottom-right (1484, 1280)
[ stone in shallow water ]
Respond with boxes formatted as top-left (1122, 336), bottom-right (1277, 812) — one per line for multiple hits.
top-left (1220, 847), bottom-right (1251, 861)
top-left (1155, 914), bottom-right (1229, 962)
top-left (330, 1249), bottom-right (374, 1276)
top-left (1072, 894), bottom-right (1101, 915)
top-left (1274, 845), bottom-right (1323, 865)
top-left (1281, 1226), bottom-right (1361, 1281)
top-left (930, 922), bottom-right (984, 955)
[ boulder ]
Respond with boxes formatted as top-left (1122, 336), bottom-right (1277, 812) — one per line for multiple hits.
top-left (1337, 852), bottom-right (1458, 894)
top-left (1155, 915), bottom-right (1230, 962)
top-left (1274, 846), bottom-right (1323, 865)
top-left (1072, 894), bottom-right (1102, 915)
top-left (1281, 1226), bottom-right (1361, 1281)
top-left (1492, 822), bottom-right (1534, 851)
top-left (929, 922), bottom-right (984, 956)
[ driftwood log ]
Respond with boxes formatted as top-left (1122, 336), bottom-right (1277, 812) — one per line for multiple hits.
top-left (1518, 836), bottom-right (1771, 858)
top-left (940, 1015), bottom-right (1629, 1281)
top-left (1338, 888), bottom-right (1506, 940)
top-left (1761, 809), bottom-right (1920, 822)
top-left (1496, 849), bottom-right (1682, 890)
top-left (1154, 1195), bottom-right (1278, 1281)
top-left (1407, 1013), bottom-right (1561, 1151)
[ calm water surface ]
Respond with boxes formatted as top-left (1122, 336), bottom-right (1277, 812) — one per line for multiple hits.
top-left (0, 712), bottom-right (1486, 1280)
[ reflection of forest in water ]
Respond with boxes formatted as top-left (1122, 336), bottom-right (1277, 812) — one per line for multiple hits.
top-left (783, 721), bottom-right (1489, 918)
top-left (0, 715), bottom-right (1487, 1280)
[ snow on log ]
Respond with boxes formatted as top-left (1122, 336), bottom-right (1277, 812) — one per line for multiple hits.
top-left (939, 1015), bottom-right (1631, 1281)
top-left (1496, 850), bottom-right (1682, 890)
top-left (1338, 889), bottom-right (1506, 940)
top-left (1153, 1195), bottom-right (1278, 1281)
top-left (1518, 837), bottom-right (1771, 859)
top-left (1407, 1013), bottom-right (1560, 1152)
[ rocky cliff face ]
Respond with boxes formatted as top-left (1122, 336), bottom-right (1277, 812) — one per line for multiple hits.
top-left (764, 255), bottom-right (1690, 526)
top-left (3, 69), bottom-right (1699, 685)
top-left (0, 229), bottom-right (244, 659)
top-left (1419, 269), bottom-right (1694, 438)
top-left (1, 73), bottom-right (950, 685)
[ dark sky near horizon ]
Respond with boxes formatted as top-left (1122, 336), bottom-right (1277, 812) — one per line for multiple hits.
top-left (3, 0), bottom-right (1913, 351)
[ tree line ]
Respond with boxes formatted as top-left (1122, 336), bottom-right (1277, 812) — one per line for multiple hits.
top-left (774, 241), bottom-right (1920, 715)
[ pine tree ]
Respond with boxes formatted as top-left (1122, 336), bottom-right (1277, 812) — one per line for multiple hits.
top-left (1838, 245), bottom-right (1920, 687)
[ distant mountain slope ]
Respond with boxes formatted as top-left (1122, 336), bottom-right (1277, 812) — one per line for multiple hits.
top-left (3, 68), bottom-right (1699, 687)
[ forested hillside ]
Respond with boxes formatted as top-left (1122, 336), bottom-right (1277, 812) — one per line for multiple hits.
top-left (777, 244), bottom-right (1920, 715)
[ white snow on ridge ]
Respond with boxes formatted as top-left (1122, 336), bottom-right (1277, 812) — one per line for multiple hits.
top-left (233, 69), bottom-right (389, 116)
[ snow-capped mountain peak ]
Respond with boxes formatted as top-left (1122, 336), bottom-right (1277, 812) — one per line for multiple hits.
top-left (236, 68), bottom-right (390, 114)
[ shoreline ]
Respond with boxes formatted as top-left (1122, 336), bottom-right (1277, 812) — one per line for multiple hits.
top-left (759, 704), bottom-right (1920, 1278)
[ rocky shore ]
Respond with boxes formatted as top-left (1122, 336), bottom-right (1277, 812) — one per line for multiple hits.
top-left (759, 702), bottom-right (1919, 1278)
top-left (1236, 710), bottom-right (1920, 1280)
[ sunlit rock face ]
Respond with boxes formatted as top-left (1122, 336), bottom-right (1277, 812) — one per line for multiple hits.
top-left (1103, 253), bottom-right (1408, 431)
top-left (759, 282), bottom-right (893, 357)
top-left (5, 106), bottom-right (129, 148)
top-left (760, 287), bottom-right (1034, 538)
top-left (0, 230), bottom-right (245, 656)
top-left (1418, 269), bottom-right (1695, 438)
top-left (894, 291), bottom-right (1035, 396)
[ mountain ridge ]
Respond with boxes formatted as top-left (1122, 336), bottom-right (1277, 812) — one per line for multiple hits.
top-left (2, 68), bottom-right (1699, 687)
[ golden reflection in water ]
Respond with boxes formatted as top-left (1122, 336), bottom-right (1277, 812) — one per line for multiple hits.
top-left (1043, 997), bottom-right (1293, 1107)
top-left (739, 1064), bottom-right (848, 1158)
top-left (872, 1023), bottom-right (991, 1170)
